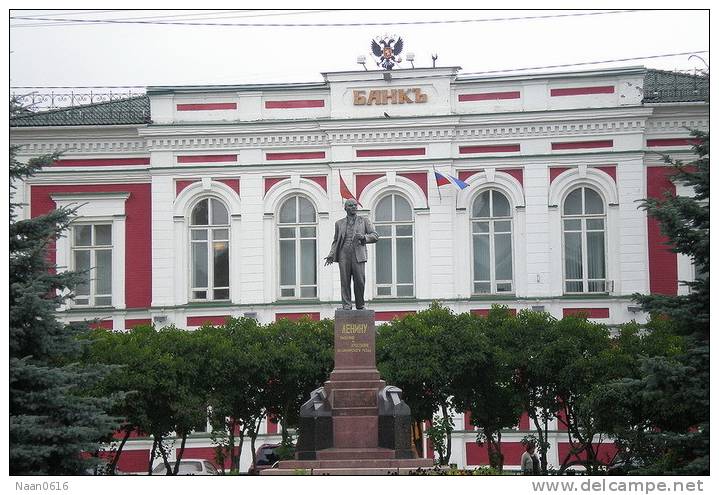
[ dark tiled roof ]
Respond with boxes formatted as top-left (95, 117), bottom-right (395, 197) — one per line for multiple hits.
top-left (10, 95), bottom-right (151, 127)
top-left (642, 69), bottom-right (709, 103)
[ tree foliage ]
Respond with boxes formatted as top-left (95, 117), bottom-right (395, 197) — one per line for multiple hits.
top-left (10, 107), bottom-right (120, 474)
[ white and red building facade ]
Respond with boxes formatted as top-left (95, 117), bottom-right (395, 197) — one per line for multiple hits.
top-left (10, 65), bottom-right (708, 472)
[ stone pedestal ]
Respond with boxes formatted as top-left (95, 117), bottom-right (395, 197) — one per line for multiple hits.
top-left (266, 310), bottom-right (434, 475)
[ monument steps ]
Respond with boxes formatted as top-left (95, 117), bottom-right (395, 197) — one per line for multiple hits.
top-left (277, 458), bottom-right (435, 470)
top-left (316, 448), bottom-right (395, 460)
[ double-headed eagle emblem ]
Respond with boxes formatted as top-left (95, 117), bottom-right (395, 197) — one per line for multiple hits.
top-left (371, 36), bottom-right (404, 70)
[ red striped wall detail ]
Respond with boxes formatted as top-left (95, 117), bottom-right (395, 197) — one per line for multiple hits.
top-left (176, 179), bottom-right (198, 196)
top-left (114, 449), bottom-right (151, 473)
top-left (424, 420), bottom-right (434, 459)
top-left (459, 144), bottom-right (521, 154)
top-left (32, 183), bottom-right (152, 309)
top-left (464, 411), bottom-right (473, 430)
top-left (375, 310), bottom-right (416, 322)
top-left (303, 175), bottom-right (327, 191)
top-left (218, 178), bottom-right (240, 195)
top-left (550, 86), bottom-right (615, 96)
top-left (275, 312), bottom-right (321, 321)
top-left (265, 99), bottom-right (325, 109)
top-left (595, 165), bottom-right (617, 182)
top-left (176, 102), bottom-right (237, 111)
top-left (84, 320), bottom-right (113, 330)
top-left (53, 157), bottom-right (150, 167)
top-left (647, 138), bottom-right (701, 147)
top-left (264, 176), bottom-right (289, 195)
top-left (267, 415), bottom-right (279, 434)
top-left (356, 174), bottom-right (385, 199)
top-left (399, 172), bottom-right (428, 200)
top-left (647, 167), bottom-right (678, 295)
top-left (177, 154), bottom-right (237, 163)
top-left (266, 151), bottom-right (326, 161)
top-left (458, 91), bottom-right (521, 102)
top-left (549, 167), bottom-right (571, 184)
top-left (552, 140), bottom-right (613, 150)
top-left (502, 168), bottom-right (524, 187)
top-left (356, 148), bottom-right (425, 158)
top-left (187, 315), bottom-right (230, 327)
top-left (471, 308), bottom-right (517, 317)
top-left (125, 318), bottom-right (152, 329)
top-left (457, 168), bottom-right (524, 186)
top-left (562, 307), bottom-right (610, 319)
top-left (466, 442), bottom-right (526, 466)
top-left (558, 442), bottom-right (618, 465)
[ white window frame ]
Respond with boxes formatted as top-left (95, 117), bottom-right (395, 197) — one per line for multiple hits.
top-left (561, 186), bottom-right (608, 294)
top-left (277, 194), bottom-right (319, 300)
top-left (71, 222), bottom-right (114, 307)
top-left (188, 197), bottom-right (231, 302)
top-left (51, 192), bottom-right (129, 310)
top-left (374, 192), bottom-right (415, 298)
top-left (470, 189), bottom-right (515, 295)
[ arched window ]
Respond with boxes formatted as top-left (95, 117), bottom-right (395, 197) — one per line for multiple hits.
top-left (374, 193), bottom-right (414, 297)
top-left (278, 195), bottom-right (317, 299)
top-left (190, 197), bottom-right (230, 300)
top-left (562, 186), bottom-right (606, 293)
top-left (471, 189), bottom-right (514, 294)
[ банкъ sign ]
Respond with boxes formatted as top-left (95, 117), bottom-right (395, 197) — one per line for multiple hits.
top-left (353, 88), bottom-right (428, 105)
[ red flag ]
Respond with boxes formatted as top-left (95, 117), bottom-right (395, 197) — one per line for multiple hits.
top-left (339, 174), bottom-right (362, 206)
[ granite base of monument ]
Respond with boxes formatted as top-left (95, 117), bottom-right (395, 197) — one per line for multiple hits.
top-left (262, 310), bottom-right (434, 475)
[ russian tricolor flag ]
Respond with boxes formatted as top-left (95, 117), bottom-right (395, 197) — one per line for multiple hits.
top-left (434, 171), bottom-right (469, 190)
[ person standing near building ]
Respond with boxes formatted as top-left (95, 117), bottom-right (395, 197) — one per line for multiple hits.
top-left (521, 441), bottom-right (537, 475)
top-left (324, 198), bottom-right (379, 310)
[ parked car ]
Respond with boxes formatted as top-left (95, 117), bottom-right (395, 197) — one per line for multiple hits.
top-left (247, 444), bottom-right (281, 475)
top-left (151, 459), bottom-right (219, 475)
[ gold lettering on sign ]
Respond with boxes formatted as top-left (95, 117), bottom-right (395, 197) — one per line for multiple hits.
top-left (341, 323), bottom-right (368, 334)
top-left (353, 90), bottom-right (367, 105)
top-left (352, 88), bottom-right (428, 105)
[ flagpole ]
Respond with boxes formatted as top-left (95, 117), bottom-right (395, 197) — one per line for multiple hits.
top-left (432, 164), bottom-right (443, 202)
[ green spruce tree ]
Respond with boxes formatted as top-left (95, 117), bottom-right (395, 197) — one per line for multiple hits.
top-left (10, 101), bottom-right (120, 474)
top-left (616, 130), bottom-right (710, 474)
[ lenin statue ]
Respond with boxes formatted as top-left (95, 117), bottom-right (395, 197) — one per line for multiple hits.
top-left (324, 198), bottom-right (379, 310)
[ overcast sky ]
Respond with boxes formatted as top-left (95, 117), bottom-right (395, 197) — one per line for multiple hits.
top-left (9, 9), bottom-right (710, 91)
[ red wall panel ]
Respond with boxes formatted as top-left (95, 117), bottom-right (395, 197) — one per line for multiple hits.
top-left (356, 148), bottom-right (425, 158)
top-left (125, 318), bottom-right (152, 329)
top-left (217, 178), bottom-right (240, 195)
top-left (31, 183), bottom-right (152, 309)
top-left (551, 86), bottom-right (614, 96)
top-left (177, 447), bottom-right (228, 469)
top-left (398, 172), bottom-right (428, 200)
top-left (264, 176), bottom-right (289, 195)
top-left (459, 144), bottom-right (521, 154)
top-left (266, 151), bottom-right (325, 161)
top-left (265, 99), bottom-right (325, 109)
top-left (303, 175), bottom-right (327, 191)
top-left (647, 138), bottom-right (701, 147)
top-left (187, 315), bottom-right (230, 326)
top-left (115, 449), bottom-right (151, 473)
top-left (176, 179), bottom-right (198, 196)
top-left (557, 442), bottom-right (618, 465)
top-left (646, 167), bottom-right (678, 295)
top-left (53, 157), bottom-right (150, 167)
top-left (356, 174), bottom-right (384, 199)
top-left (177, 154), bottom-right (237, 163)
top-left (595, 165), bottom-right (617, 182)
top-left (549, 167), bottom-right (571, 184)
top-left (459, 91), bottom-right (520, 101)
top-left (552, 140), bottom-right (613, 150)
top-left (563, 308), bottom-right (610, 319)
top-left (466, 441), bottom-right (526, 466)
top-left (176, 102), bottom-right (236, 111)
